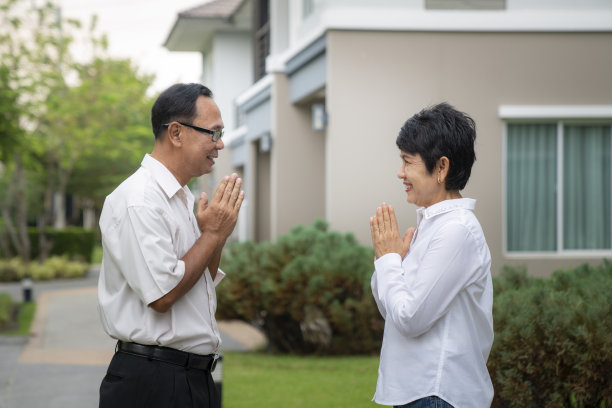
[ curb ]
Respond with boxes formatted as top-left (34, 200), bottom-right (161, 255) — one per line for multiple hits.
top-left (0, 335), bottom-right (29, 345)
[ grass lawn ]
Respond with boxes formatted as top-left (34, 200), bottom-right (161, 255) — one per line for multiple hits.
top-left (0, 300), bottom-right (36, 336)
top-left (222, 352), bottom-right (389, 408)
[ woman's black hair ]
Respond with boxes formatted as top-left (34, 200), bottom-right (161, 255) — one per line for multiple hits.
top-left (396, 102), bottom-right (476, 190)
top-left (151, 83), bottom-right (213, 139)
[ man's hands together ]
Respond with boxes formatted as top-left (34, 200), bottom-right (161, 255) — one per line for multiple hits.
top-left (196, 173), bottom-right (245, 243)
top-left (370, 202), bottom-right (415, 259)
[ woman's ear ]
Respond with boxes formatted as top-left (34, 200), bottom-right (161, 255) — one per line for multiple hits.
top-left (437, 156), bottom-right (450, 184)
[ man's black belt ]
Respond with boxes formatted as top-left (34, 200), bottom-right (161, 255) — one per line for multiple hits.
top-left (117, 341), bottom-right (218, 372)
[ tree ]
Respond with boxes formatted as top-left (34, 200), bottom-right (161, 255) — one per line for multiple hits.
top-left (0, 0), bottom-right (155, 261)
top-left (0, 64), bottom-right (23, 259)
top-left (0, 0), bottom-right (69, 261)
top-left (37, 56), bottom-right (154, 230)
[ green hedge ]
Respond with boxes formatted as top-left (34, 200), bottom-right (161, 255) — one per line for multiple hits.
top-left (0, 227), bottom-right (96, 262)
top-left (217, 220), bottom-right (382, 355)
top-left (0, 293), bottom-right (11, 327)
top-left (489, 262), bottom-right (612, 407)
top-left (0, 256), bottom-right (88, 282)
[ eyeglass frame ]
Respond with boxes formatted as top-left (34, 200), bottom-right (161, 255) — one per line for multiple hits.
top-left (162, 121), bottom-right (224, 142)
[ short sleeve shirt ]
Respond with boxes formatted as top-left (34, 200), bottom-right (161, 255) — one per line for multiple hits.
top-left (98, 154), bottom-right (224, 355)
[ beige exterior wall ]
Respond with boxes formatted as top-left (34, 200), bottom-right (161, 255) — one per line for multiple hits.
top-left (255, 148), bottom-right (271, 241)
top-left (270, 73), bottom-right (327, 238)
top-left (325, 30), bottom-right (612, 276)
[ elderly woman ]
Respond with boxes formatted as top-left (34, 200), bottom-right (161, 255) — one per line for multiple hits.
top-left (369, 103), bottom-right (494, 408)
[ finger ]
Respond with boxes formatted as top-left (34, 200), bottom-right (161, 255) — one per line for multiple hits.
top-left (376, 207), bottom-right (384, 234)
top-left (369, 215), bottom-right (376, 235)
top-left (234, 190), bottom-right (245, 211)
top-left (212, 176), bottom-right (230, 204)
top-left (370, 215), bottom-right (380, 241)
top-left (220, 173), bottom-right (238, 204)
top-left (228, 177), bottom-right (243, 205)
top-left (388, 205), bottom-right (398, 234)
top-left (381, 203), bottom-right (392, 233)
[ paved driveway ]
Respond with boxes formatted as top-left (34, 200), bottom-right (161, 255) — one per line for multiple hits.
top-left (0, 268), bottom-right (265, 408)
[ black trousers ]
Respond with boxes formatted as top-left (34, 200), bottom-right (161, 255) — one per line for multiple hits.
top-left (99, 351), bottom-right (218, 408)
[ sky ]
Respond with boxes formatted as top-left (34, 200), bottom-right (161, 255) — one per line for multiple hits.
top-left (58, 0), bottom-right (206, 94)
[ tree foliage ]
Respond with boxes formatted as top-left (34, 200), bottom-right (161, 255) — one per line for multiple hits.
top-left (0, 0), bottom-right (155, 261)
top-left (36, 55), bottom-right (154, 206)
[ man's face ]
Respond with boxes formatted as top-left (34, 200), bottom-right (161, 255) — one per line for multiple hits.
top-left (180, 96), bottom-right (225, 178)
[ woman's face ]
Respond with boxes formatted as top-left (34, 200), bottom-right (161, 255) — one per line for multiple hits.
top-left (397, 152), bottom-right (444, 208)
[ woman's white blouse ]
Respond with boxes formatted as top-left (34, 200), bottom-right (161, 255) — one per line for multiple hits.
top-left (371, 198), bottom-right (494, 408)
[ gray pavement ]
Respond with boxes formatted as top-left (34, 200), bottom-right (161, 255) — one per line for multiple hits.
top-left (0, 268), bottom-right (266, 408)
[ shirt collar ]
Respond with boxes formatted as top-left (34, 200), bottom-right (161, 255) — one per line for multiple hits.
top-left (417, 198), bottom-right (476, 221)
top-left (141, 154), bottom-right (191, 202)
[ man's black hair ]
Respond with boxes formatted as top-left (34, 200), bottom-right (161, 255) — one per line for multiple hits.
top-left (151, 83), bottom-right (213, 139)
top-left (396, 102), bottom-right (476, 191)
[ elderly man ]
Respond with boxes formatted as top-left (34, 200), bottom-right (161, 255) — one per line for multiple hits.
top-left (98, 83), bottom-right (244, 408)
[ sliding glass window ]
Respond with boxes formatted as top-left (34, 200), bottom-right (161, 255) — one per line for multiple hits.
top-left (506, 122), bottom-right (612, 252)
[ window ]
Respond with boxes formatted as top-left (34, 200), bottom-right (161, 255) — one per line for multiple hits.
top-left (505, 122), bottom-right (612, 253)
top-left (302, 0), bottom-right (314, 18)
top-left (253, 0), bottom-right (270, 81)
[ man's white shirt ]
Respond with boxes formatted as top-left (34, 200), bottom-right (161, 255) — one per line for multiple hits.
top-left (98, 154), bottom-right (224, 355)
top-left (371, 198), bottom-right (494, 408)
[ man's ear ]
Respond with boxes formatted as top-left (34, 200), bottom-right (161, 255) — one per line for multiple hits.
top-left (167, 122), bottom-right (183, 146)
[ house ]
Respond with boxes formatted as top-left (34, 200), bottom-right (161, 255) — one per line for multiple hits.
top-left (164, 0), bottom-right (612, 276)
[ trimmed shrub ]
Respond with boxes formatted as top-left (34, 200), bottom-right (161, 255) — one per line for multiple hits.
top-left (217, 220), bottom-right (383, 355)
top-left (40, 227), bottom-right (96, 262)
top-left (489, 261), bottom-right (612, 408)
top-left (0, 256), bottom-right (87, 282)
top-left (0, 258), bottom-right (27, 282)
top-left (0, 227), bottom-right (96, 262)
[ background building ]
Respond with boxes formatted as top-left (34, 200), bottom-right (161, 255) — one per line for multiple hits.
top-left (165, 0), bottom-right (612, 276)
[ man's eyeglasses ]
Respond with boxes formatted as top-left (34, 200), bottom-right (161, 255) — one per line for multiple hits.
top-left (163, 121), bottom-right (224, 142)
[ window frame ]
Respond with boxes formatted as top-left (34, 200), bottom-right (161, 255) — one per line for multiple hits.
top-left (500, 105), bottom-right (612, 258)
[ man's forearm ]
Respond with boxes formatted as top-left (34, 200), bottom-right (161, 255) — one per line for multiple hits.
top-left (207, 240), bottom-right (225, 281)
top-left (149, 233), bottom-right (222, 313)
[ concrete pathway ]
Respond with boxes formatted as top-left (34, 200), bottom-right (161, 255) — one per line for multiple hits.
top-left (0, 268), bottom-right (266, 408)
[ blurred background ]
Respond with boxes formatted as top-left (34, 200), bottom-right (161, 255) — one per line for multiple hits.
top-left (3, 0), bottom-right (612, 277)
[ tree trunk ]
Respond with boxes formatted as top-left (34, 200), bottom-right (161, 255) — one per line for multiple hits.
top-left (53, 168), bottom-right (70, 230)
top-left (14, 154), bottom-right (30, 263)
top-left (38, 162), bottom-right (55, 262)
top-left (82, 198), bottom-right (96, 229)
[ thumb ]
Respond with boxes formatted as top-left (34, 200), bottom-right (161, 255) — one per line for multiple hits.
top-left (198, 192), bottom-right (209, 212)
top-left (402, 227), bottom-right (416, 252)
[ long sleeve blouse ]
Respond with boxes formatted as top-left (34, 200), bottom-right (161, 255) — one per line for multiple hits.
top-left (371, 198), bottom-right (494, 408)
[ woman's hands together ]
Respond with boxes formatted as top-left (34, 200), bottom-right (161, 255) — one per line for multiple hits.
top-left (370, 202), bottom-right (415, 259)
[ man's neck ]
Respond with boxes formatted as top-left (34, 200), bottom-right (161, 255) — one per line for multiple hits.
top-left (150, 149), bottom-right (187, 187)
